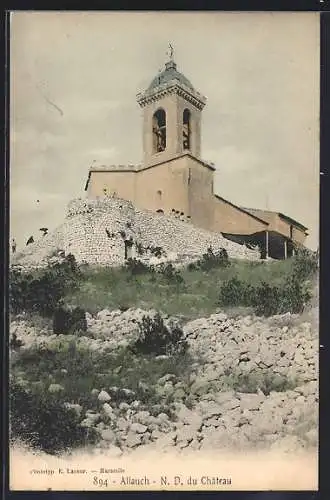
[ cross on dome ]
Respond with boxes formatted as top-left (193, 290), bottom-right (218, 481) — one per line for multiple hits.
top-left (166, 43), bottom-right (174, 62)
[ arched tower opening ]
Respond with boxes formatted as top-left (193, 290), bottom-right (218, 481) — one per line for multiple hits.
top-left (137, 53), bottom-right (206, 165)
top-left (152, 108), bottom-right (166, 154)
top-left (183, 108), bottom-right (191, 151)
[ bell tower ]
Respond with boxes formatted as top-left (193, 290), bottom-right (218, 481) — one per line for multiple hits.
top-left (137, 47), bottom-right (207, 167)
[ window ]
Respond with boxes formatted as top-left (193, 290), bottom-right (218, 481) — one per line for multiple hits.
top-left (152, 109), bottom-right (166, 153)
top-left (183, 109), bottom-right (191, 150)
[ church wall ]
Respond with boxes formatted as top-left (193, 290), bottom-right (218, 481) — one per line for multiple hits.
top-left (186, 158), bottom-right (214, 230)
top-left (135, 157), bottom-right (189, 215)
top-left (270, 216), bottom-right (306, 244)
top-left (212, 197), bottom-right (268, 235)
top-left (260, 214), bottom-right (306, 244)
top-left (87, 171), bottom-right (136, 202)
top-left (291, 226), bottom-right (307, 245)
top-left (240, 209), bottom-right (307, 244)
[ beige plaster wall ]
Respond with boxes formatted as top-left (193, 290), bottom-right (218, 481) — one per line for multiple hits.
top-left (212, 197), bottom-right (268, 235)
top-left (187, 157), bottom-right (214, 230)
top-left (291, 226), bottom-right (307, 245)
top-left (134, 156), bottom-right (189, 215)
top-left (86, 171), bottom-right (136, 201)
top-left (268, 215), bottom-right (306, 244)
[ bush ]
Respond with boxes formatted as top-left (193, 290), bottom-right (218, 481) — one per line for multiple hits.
top-left (194, 247), bottom-right (230, 271)
top-left (218, 276), bottom-right (312, 317)
top-left (131, 313), bottom-right (188, 356)
top-left (10, 333), bottom-right (24, 350)
top-left (252, 278), bottom-right (312, 317)
top-left (251, 281), bottom-right (281, 317)
top-left (10, 379), bottom-right (98, 455)
top-left (158, 263), bottom-right (184, 285)
top-left (135, 243), bottom-right (144, 256)
top-left (52, 305), bottom-right (87, 335)
top-left (149, 246), bottom-right (165, 258)
top-left (218, 277), bottom-right (253, 307)
top-left (9, 254), bottom-right (80, 317)
top-left (221, 371), bottom-right (298, 395)
top-left (292, 247), bottom-right (318, 281)
top-left (125, 258), bottom-right (152, 275)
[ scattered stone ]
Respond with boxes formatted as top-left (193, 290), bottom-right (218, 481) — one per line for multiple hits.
top-left (48, 383), bottom-right (64, 393)
top-left (98, 390), bottom-right (111, 402)
top-left (125, 431), bottom-right (143, 448)
top-left (130, 422), bottom-right (148, 434)
top-left (101, 429), bottom-right (116, 442)
top-left (64, 403), bottom-right (83, 416)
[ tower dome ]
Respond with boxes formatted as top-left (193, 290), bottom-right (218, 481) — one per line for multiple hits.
top-left (148, 60), bottom-right (194, 91)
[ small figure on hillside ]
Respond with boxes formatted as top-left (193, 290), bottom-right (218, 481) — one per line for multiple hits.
top-left (26, 236), bottom-right (34, 246)
top-left (11, 238), bottom-right (17, 254)
top-left (39, 227), bottom-right (48, 237)
top-left (105, 229), bottom-right (111, 238)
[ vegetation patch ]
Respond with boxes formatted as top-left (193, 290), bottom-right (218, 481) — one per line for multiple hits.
top-left (189, 246), bottom-right (230, 271)
top-left (10, 324), bottom-right (192, 454)
top-left (10, 254), bottom-right (80, 317)
top-left (131, 313), bottom-right (187, 356)
top-left (10, 378), bottom-right (99, 455)
top-left (64, 248), bottom-right (317, 319)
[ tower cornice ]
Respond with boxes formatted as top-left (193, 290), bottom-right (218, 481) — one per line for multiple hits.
top-left (137, 81), bottom-right (207, 111)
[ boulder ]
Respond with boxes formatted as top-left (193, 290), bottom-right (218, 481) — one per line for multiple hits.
top-left (98, 390), bottom-right (111, 402)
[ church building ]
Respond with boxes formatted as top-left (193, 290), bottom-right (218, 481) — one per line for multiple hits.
top-left (84, 50), bottom-right (308, 259)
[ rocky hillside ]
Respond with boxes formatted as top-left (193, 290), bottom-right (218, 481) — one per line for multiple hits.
top-left (11, 197), bottom-right (259, 269)
top-left (10, 304), bottom-right (318, 457)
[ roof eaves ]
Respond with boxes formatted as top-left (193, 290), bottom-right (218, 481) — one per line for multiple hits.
top-left (84, 171), bottom-right (91, 191)
top-left (278, 213), bottom-right (308, 232)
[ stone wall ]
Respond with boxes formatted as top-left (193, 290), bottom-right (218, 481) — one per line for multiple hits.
top-left (12, 197), bottom-right (259, 269)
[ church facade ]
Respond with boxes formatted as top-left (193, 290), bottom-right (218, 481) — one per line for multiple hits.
top-left (84, 54), bottom-right (308, 259)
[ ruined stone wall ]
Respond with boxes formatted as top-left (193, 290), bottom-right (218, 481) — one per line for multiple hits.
top-left (12, 197), bottom-right (259, 269)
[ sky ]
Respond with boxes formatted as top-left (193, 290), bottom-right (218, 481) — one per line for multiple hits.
top-left (10, 11), bottom-right (320, 250)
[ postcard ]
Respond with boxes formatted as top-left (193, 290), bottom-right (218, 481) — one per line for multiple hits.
top-left (9, 10), bottom-right (319, 491)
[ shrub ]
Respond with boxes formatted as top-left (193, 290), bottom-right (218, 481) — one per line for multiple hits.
top-left (219, 276), bottom-right (312, 317)
top-left (221, 371), bottom-right (298, 395)
top-left (131, 313), bottom-right (188, 356)
top-left (252, 278), bottom-right (312, 317)
top-left (125, 258), bottom-right (152, 275)
top-left (135, 243), bottom-right (144, 256)
top-left (218, 277), bottom-right (253, 307)
top-left (158, 263), bottom-right (184, 285)
top-left (251, 281), bottom-right (281, 317)
top-left (10, 379), bottom-right (98, 455)
top-left (10, 333), bottom-right (24, 350)
top-left (194, 247), bottom-right (230, 271)
top-left (149, 246), bottom-right (165, 258)
top-left (52, 305), bottom-right (87, 335)
top-left (9, 254), bottom-right (80, 317)
top-left (292, 247), bottom-right (318, 281)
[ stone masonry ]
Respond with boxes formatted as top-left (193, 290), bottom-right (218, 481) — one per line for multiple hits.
top-left (12, 197), bottom-right (259, 269)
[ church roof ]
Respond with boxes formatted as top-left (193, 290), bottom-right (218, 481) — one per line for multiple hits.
top-left (241, 207), bottom-right (308, 232)
top-left (148, 60), bottom-right (194, 91)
